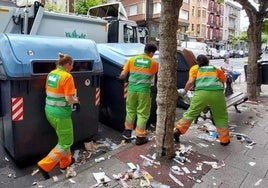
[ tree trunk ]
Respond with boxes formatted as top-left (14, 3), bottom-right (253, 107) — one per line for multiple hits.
top-left (156, 0), bottom-right (182, 159)
top-left (247, 21), bottom-right (262, 101)
top-left (235, 0), bottom-right (268, 101)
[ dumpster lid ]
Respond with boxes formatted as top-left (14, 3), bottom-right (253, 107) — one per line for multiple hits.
top-left (0, 33), bottom-right (102, 78)
top-left (97, 43), bottom-right (159, 67)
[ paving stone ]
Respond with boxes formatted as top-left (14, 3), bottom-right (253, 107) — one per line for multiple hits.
top-left (240, 174), bottom-right (268, 188)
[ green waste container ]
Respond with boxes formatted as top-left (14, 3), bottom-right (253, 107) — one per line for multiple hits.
top-left (261, 61), bottom-right (268, 84)
top-left (0, 33), bottom-right (103, 161)
top-left (244, 63), bottom-right (262, 86)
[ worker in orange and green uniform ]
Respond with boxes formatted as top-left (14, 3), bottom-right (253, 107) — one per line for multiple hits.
top-left (119, 43), bottom-right (158, 145)
top-left (174, 54), bottom-right (230, 146)
top-left (38, 53), bottom-right (79, 179)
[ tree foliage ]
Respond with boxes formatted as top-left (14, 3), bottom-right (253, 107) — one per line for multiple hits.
top-left (238, 31), bottom-right (248, 42)
top-left (44, 1), bottom-right (65, 12)
top-left (262, 33), bottom-right (268, 44)
top-left (262, 20), bottom-right (268, 34)
top-left (73, 0), bottom-right (107, 15)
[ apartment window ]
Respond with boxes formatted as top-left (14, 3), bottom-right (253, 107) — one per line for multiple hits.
top-left (153, 3), bottom-right (161, 14)
top-left (150, 24), bottom-right (159, 38)
top-left (179, 9), bottom-right (189, 20)
top-left (197, 9), bottom-right (201, 17)
top-left (191, 24), bottom-right (194, 31)
top-left (192, 6), bottom-right (195, 16)
top-left (197, 24), bottom-right (200, 34)
top-left (202, 25), bottom-right (206, 36)
top-left (202, 10), bottom-right (206, 18)
top-left (139, 3), bottom-right (145, 14)
top-left (129, 5), bottom-right (138, 16)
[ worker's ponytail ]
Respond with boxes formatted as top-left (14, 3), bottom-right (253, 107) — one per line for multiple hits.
top-left (57, 53), bottom-right (73, 66)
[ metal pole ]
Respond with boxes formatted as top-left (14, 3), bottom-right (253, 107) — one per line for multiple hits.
top-left (23, 0), bottom-right (29, 34)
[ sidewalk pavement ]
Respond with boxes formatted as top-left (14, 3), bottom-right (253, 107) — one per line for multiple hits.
top-left (36, 81), bottom-right (268, 188)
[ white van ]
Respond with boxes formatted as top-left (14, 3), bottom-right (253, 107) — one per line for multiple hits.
top-left (180, 41), bottom-right (209, 58)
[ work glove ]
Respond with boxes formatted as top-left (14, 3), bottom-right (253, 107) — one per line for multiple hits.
top-left (73, 103), bottom-right (80, 112)
top-left (177, 89), bottom-right (187, 96)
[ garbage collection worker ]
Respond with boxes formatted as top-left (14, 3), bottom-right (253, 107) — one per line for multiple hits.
top-left (119, 43), bottom-right (158, 145)
top-left (38, 53), bottom-right (79, 179)
top-left (174, 54), bottom-right (230, 146)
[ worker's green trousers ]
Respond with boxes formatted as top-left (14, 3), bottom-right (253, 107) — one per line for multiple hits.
top-left (176, 90), bottom-right (230, 144)
top-left (45, 112), bottom-right (74, 150)
top-left (125, 91), bottom-right (151, 137)
top-left (183, 90), bottom-right (228, 127)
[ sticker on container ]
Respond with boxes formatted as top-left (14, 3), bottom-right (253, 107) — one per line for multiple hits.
top-left (85, 79), bottom-right (90, 86)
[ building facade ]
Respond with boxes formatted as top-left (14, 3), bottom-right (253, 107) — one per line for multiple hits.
top-left (121, 0), bottom-right (190, 42)
top-left (187, 0), bottom-right (208, 42)
top-left (206, 0), bottom-right (224, 48)
top-left (222, 0), bottom-right (242, 50)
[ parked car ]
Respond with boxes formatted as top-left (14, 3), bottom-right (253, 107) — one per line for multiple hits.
top-left (228, 50), bottom-right (236, 58)
top-left (232, 50), bottom-right (245, 58)
top-left (180, 41), bottom-right (209, 58)
top-left (219, 50), bottom-right (229, 58)
top-left (238, 50), bottom-right (245, 57)
top-left (209, 48), bottom-right (220, 59)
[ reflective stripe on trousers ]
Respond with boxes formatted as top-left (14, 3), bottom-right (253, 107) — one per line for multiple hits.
top-left (175, 118), bottom-right (191, 134)
top-left (38, 145), bottom-right (72, 172)
top-left (125, 121), bottom-right (134, 130)
top-left (135, 127), bottom-right (146, 137)
top-left (217, 127), bottom-right (230, 143)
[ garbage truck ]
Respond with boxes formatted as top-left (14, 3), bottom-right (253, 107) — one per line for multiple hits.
top-left (0, 1), bottom-right (144, 43)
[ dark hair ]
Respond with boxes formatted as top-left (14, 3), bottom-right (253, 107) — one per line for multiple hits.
top-left (224, 55), bottom-right (229, 62)
top-left (196, 54), bottom-right (209, 67)
top-left (144, 43), bottom-right (157, 54)
top-left (57, 53), bottom-right (73, 66)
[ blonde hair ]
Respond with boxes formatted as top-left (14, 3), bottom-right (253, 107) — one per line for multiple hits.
top-left (57, 53), bottom-right (73, 66)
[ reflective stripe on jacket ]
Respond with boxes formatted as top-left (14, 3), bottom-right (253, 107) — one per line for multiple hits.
top-left (45, 66), bottom-right (75, 117)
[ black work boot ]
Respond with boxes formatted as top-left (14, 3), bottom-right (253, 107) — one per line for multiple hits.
top-left (122, 130), bottom-right (132, 140)
top-left (174, 129), bottom-right (181, 143)
top-left (135, 137), bottom-right (148, 145)
top-left (220, 140), bottom-right (230, 146)
top-left (38, 165), bottom-right (50, 180)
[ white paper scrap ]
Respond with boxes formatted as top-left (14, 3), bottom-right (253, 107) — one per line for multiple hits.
top-left (69, 178), bottom-right (76, 184)
top-left (249, 162), bottom-right (256, 166)
top-left (168, 172), bottom-right (184, 187)
top-left (254, 179), bottom-right (262, 186)
top-left (93, 172), bottom-right (111, 184)
top-left (181, 167), bottom-right (190, 174)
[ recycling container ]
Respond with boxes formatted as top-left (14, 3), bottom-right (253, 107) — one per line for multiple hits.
top-left (0, 33), bottom-right (103, 161)
top-left (244, 63), bottom-right (262, 86)
top-left (177, 51), bottom-right (191, 88)
top-left (261, 61), bottom-right (268, 84)
top-left (177, 49), bottom-right (196, 110)
top-left (97, 43), bottom-right (159, 131)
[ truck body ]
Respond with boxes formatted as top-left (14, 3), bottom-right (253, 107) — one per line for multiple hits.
top-left (0, 1), bottom-right (142, 43)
